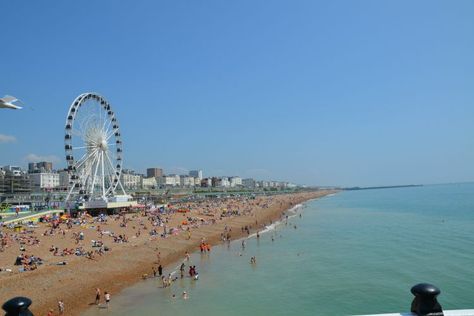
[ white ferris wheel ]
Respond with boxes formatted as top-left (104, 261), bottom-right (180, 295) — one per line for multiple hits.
top-left (65, 93), bottom-right (126, 203)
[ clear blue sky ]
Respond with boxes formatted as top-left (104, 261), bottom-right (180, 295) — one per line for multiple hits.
top-left (1, 1), bottom-right (473, 187)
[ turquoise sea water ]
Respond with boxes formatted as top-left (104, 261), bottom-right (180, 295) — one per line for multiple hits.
top-left (83, 183), bottom-right (474, 316)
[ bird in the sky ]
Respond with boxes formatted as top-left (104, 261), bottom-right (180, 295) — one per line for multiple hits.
top-left (0, 95), bottom-right (22, 110)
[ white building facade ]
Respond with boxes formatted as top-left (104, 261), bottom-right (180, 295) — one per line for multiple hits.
top-left (157, 175), bottom-right (179, 186)
top-left (180, 176), bottom-right (195, 187)
top-left (59, 170), bottom-right (70, 190)
top-left (29, 173), bottom-right (60, 190)
top-left (242, 178), bottom-right (256, 188)
top-left (141, 177), bottom-right (157, 189)
top-left (229, 176), bottom-right (242, 187)
top-left (120, 171), bottom-right (142, 190)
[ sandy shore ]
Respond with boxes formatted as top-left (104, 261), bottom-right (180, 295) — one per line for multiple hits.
top-left (0, 190), bottom-right (335, 315)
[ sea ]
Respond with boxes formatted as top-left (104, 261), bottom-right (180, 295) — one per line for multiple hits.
top-left (82, 183), bottom-right (474, 316)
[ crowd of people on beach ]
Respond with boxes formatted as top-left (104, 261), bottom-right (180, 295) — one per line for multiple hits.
top-left (0, 194), bottom-right (301, 276)
top-left (0, 194), bottom-right (303, 275)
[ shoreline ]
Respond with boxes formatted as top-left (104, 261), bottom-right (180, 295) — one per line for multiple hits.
top-left (0, 190), bottom-right (336, 315)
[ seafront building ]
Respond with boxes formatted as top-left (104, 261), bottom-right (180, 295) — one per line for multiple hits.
top-left (157, 175), bottom-right (179, 187)
top-left (2, 165), bottom-right (23, 176)
top-left (1, 162), bottom-right (300, 208)
top-left (180, 175), bottom-right (195, 187)
top-left (0, 166), bottom-right (31, 194)
top-left (29, 172), bottom-right (60, 191)
top-left (201, 178), bottom-right (212, 187)
top-left (141, 177), bottom-right (157, 189)
top-left (189, 170), bottom-right (203, 180)
top-left (146, 167), bottom-right (163, 178)
top-left (120, 169), bottom-right (142, 190)
top-left (58, 170), bottom-right (70, 191)
top-left (229, 176), bottom-right (242, 187)
top-left (243, 178), bottom-right (256, 188)
top-left (28, 161), bottom-right (53, 173)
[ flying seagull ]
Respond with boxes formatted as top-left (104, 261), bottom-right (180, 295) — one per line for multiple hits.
top-left (0, 95), bottom-right (22, 110)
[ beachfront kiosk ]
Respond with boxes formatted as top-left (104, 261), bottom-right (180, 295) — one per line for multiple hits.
top-left (63, 93), bottom-right (136, 213)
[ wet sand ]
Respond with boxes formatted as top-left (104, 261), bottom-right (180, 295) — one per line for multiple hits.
top-left (0, 190), bottom-right (335, 315)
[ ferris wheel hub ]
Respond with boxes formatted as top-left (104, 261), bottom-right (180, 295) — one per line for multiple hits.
top-left (99, 138), bottom-right (108, 151)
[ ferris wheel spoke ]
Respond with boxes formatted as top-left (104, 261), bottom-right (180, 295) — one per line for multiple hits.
top-left (100, 151), bottom-right (106, 198)
top-left (105, 128), bottom-right (118, 142)
top-left (105, 150), bottom-right (126, 195)
top-left (71, 128), bottom-right (83, 138)
top-left (104, 150), bottom-right (118, 172)
top-left (75, 148), bottom-right (99, 170)
top-left (98, 102), bottom-right (103, 129)
top-left (90, 151), bottom-right (102, 195)
top-left (72, 151), bottom-right (88, 167)
top-left (102, 112), bottom-right (109, 134)
top-left (102, 109), bottom-right (111, 134)
top-left (83, 150), bottom-right (99, 183)
top-left (77, 151), bottom-right (99, 196)
top-left (104, 156), bottom-right (116, 195)
top-left (104, 151), bottom-right (119, 195)
top-left (83, 130), bottom-right (94, 145)
top-left (73, 145), bottom-right (94, 150)
top-left (103, 122), bottom-right (113, 140)
top-left (76, 148), bottom-right (99, 169)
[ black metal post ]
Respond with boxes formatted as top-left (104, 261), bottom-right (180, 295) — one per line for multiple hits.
top-left (2, 297), bottom-right (34, 316)
top-left (410, 283), bottom-right (444, 316)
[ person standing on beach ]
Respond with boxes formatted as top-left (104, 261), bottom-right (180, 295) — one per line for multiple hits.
top-left (152, 266), bottom-right (157, 277)
top-left (158, 264), bottom-right (163, 277)
top-left (104, 291), bottom-right (111, 307)
top-left (180, 262), bottom-right (185, 278)
top-left (95, 288), bottom-right (101, 305)
top-left (58, 300), bottom-right (64, 315)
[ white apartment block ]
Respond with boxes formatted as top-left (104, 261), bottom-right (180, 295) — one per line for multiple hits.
top-left (220, 177), bottom-right (230, 187)
top-left (180, 176), bottom-right (195, 187)
top-left (229, 176), bottom-right (242, 187)
top-left (30, 172), bottom-right (60, 190)
top-left (120, 172), bottom-right (142, 190)
top-left (141, 177), bottom-right (157, 189)
top-left (157, 175), bottom-right (178, 186)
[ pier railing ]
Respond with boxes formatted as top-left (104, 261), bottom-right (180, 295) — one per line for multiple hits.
top-left (3, 283), bottom-right (474, 316)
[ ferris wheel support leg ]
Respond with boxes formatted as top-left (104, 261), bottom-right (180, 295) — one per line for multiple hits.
top-left (104, 150), bottom-right (126, 196)
top-left (118, 180), bottom-right (127, 195)
top-left (66, 182), bottom-right (76, 202)
top-left (101, 151), bottom-right (106, 200)
top-left (90, 151), bottom-right (101, 196)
